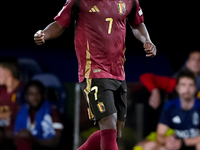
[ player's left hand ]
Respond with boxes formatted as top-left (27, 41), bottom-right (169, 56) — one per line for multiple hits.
top-left (144, 41), bottom-right (157, 57)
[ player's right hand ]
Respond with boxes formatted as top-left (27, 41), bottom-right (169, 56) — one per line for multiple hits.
top-left (144, 41), bottom-right (156, 57)
top-left (34, 30), bottom-right (45, 45)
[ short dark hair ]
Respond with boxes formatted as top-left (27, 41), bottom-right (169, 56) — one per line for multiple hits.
top-left (177, 69), bottom-right (196, 84)
top-left (24, 80), bottom-right (45, 98)
top-left (0, 57), bottom-right (19, 79)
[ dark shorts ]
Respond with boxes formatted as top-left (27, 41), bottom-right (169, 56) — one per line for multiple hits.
top-left (80, 78), bottom-right (127, 122)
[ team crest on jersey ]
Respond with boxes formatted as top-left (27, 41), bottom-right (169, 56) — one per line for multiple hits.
top-left (118, 1), bottom-right (126, 15)
top-left (97, 102), bottom-right (106, 113)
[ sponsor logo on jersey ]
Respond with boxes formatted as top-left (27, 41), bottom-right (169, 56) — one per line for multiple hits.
top-left (118, 1), bottom-right (126, 15)
top-left (172, 115), bottom-right (181, 124)
top-left (93, 69), bottom-right (101, 73)
top-left (175, 128), bottom-right (200, 138)
top-left (89, 5), bottom-right (100, 12)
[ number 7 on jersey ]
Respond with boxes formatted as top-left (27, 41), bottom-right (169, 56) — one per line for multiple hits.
top-left (105, 18), bottom-right (113, 34)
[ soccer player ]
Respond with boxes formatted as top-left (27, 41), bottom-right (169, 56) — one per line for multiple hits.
top-left (143, 70), bottom-right (200, 150)
top-left (34, 0), bottom-right (156, 149)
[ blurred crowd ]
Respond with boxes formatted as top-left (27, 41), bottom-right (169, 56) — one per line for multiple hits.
top-left (0, 56), bottom-right (66, 150)
top-left (133, 51), bottom-right (200, 150)
top-left (0, 50), bottom-right (200, 150)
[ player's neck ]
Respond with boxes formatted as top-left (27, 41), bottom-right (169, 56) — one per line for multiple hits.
top-left (180, 97), bottom-right (195, 111)
top-left (5, 77), bottom-right (20, 93)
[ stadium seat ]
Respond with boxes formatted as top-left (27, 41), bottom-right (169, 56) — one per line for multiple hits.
top-left (18, 58), bottom-right (43, 83)
top-left (32, 73), bottom-right (67, 114)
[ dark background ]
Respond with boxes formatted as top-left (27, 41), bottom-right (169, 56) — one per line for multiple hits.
top-left (1, 0), bottom-right (200, 81)
top-left (1, 1), bottom-right (199, 149)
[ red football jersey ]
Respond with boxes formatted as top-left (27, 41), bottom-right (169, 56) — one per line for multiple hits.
top-left (0, 83), bottom-right (23, 130)
top-left (55, 0), bottom-right (144, 82)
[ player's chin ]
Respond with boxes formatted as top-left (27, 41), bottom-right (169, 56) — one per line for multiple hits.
top-left (182, 94), bottom-right (194, 100)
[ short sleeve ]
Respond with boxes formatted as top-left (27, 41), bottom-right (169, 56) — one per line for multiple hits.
top-left (54, 0), bottom-right (76, 28)
top-left (159, 103), bottom-right (171, 127)
top-left (128, 0), bottom-right (144, 27)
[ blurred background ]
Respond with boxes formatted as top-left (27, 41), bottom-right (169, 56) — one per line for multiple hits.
top-left (1, 0), bottom-right (200, 149)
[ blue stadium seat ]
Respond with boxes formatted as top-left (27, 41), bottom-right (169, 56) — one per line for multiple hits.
top-left (32, 73), bottom-right (67, 114)
top-left (18, 58), bottom-right (43, 83)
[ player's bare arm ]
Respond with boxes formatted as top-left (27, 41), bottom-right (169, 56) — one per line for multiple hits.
top-left (156, 123), bottom-right (169, 146)
top-left (184, 135), bottom-right (200, 147)
top-left (131, 23), bottom-right (156, 57)
top-left (34, 21), bottom-right (66, 45)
